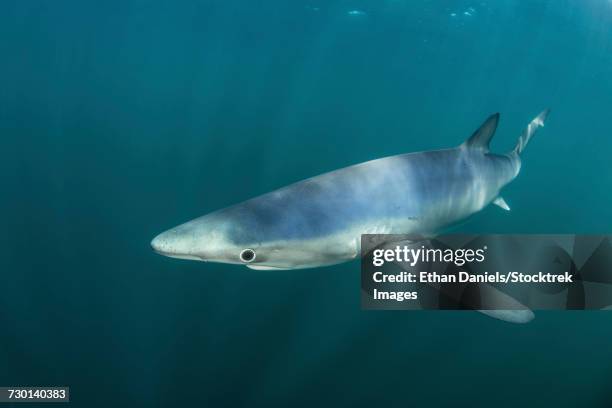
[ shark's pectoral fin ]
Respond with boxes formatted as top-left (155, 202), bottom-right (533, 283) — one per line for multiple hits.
top-left (493, 196), bottom-right (511, 211)
top-left (478, 309), bottom-right (534, 324)
top-left (475, 281), bottom-right (534, 323)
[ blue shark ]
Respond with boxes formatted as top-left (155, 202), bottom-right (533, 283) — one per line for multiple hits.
top-left (152, 110), bottom-right (548, 272)
top-left (151, 110), bottom-right (549, 323)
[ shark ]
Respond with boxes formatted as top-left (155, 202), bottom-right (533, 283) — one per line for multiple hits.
top-left (151, 110), bottom-right (550, 322)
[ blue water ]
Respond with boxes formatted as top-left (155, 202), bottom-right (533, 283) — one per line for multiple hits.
top-left (2, 0), bottom-right (612, 406)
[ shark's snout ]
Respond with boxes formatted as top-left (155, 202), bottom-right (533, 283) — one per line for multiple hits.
top-left (150, 233), bottom-right (168, 254)
top-left (151, 230), bottom-right (203, 261)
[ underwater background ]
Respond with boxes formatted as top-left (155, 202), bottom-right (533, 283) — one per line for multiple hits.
top-left (2, 0), bottom-right (612, 406)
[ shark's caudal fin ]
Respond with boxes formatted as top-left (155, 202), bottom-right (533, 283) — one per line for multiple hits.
top-left (512, 109), bottom-right (550, 155)
top-left (462, 113), bottom-right (500, 152)
top-left (462, 110), bottom-right (550, 155)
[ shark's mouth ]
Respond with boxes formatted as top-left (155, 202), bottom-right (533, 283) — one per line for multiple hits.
top-left (153, 249), bottom-right (204, 261)
top-left (246, 265), bottom-right (291, 271)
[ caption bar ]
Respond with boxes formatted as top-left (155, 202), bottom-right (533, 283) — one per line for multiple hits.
top-left (361, 234), bottom-right (612, 310)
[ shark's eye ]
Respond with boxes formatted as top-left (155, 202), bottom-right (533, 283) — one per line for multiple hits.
top-left (240, 248), bottom-right (256, 263)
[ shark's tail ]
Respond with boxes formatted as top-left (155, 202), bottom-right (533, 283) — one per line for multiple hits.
top-left (512, 109), bottom-right (550, 156)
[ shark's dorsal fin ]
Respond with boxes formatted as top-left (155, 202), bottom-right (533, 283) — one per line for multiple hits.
top-left (463, 113), bottom-right (500, 152)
